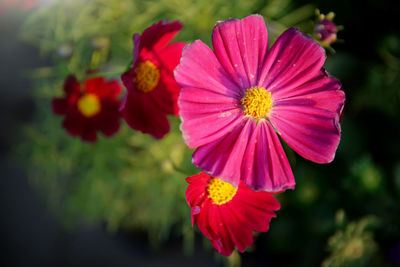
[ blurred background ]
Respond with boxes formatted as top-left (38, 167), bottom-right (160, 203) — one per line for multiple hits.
top-left (1, 0), bottom-right (400, 266)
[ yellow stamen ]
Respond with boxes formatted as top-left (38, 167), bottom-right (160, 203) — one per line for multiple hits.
top-left (207, 177), bottom-right (238, 205)
top-left (135, 60), bottom-right (160, 93)
top-left (77, 94), bottom-right (101, 117)
top-left (241, 86), bottom-right (273, 119)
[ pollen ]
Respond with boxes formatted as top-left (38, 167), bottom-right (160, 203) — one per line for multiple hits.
top-left (135, 60), bottom-right (160, 93)
top-left (77, 94), bottom-right (101, 117)
top-left (207, 177), bottom-right (238, 205)
top-left (241, 86), bottom-right (273, 119)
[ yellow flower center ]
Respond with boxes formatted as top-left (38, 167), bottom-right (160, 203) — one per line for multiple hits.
top-left (77, 94), bottom-right (101, 117)
top-left (207, 177), bottom-right (238, 205)
top-left (135, 60), bottom-right (160, 93)
top-left (241, 86), bottom-right (273, 119)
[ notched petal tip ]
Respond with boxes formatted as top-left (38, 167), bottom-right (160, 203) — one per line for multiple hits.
top-left (260, 181), bottom-right (296, 193)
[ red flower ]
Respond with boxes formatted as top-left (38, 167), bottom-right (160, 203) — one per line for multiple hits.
top-left (186, 172), bottom-right (280, 256)
top-left (52, 75), bottom-right (122, 142)
top-left (120, 21), bottom-right (186, 139)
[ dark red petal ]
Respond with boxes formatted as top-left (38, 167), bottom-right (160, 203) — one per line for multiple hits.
top-left (81, 126), bottom-right (97, 142)
top-left (140, 20), bottom-right (183, 52)
top-left (104, 80), bottom-right (123, 99)
top-left (84, 76), bottom-right (107, 95)
top-left (121, 69), bottom-right (135, 92)
top-left (233, 187), bottom-right (280, 232)
top-left (98, 101), bottom-right (121, 136)
top-left (195, 200), bottom-right (214, 240)
top-left (62, 111), bottom-right (86, 137)
top-left (185, 173), bottom-right (209, 207)
top-left (210, 207), bottom-right (235, 256)
top-left (64, 75), bottom-right (81, 95)
top-left (52, 98), bottom-right (69, 115)
top-left (157, 43), bottom-right (186, 114)
top-left (120, 91), bottom-right (170, 139)
top-left (158, 42), bottom-right (187, 72)
top-left (222, 204), bottom-right (253, 253)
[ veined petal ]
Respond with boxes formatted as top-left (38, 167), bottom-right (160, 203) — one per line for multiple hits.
top-left (176, 40), bottom-right (246, 148)
top-left (270, 104), bottom-right (341, 163)
top-left (192, 118), bottom-right (254, 187)
top-left (241, 120), bottom-right (295, 192)
top-left (223, 204), bottom-right (253, 252)
top-left (233, 187), bottom-right (279, 232)
top-left (211, 207), bottom-right (235, 256)
top-left (258, 28), bottom-right (326, 100)
top-left (179, 87), bottom-right (243, 148)
top-left (175, 40), bottom-right (241, 98)
top-left (212, 14), bottom-right (269, 89)
top-left (274, 69), bottom-right (342, 100)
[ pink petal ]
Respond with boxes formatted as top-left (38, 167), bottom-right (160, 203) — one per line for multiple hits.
top-left (275, 69), bottom-right (341, 100)
top-left (258, 28), bottom-right (326, 100)
top-left (132, 33), bottom-right (140, 65)
top-left (192, 118), bottom-right (254, 187)
top-left (176, 40), bottom-right (245, 148)
top-left (212, 14), bottom-right (269, 89)
top-left (275, 89), bottom-right (345, 115)
top-left (179, 87), bottom-right (243, 148)
top-left (270, 104), bottom-right (341, 163)
top-left (241, 121), bottom-right (295, 192)
top-left (174, 40), bottom-right (241, 98)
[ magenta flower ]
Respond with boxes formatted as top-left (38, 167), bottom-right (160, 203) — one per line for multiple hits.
top-left (175, 15), bottom-right (345, 192)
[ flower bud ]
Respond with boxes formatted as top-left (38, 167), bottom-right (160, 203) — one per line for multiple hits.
top-left (57, 43), bottom-right (74, 59)
top-left (314, 12), bottom-right (338, 46)
top-left (91, 37), bottom-right (110, 50)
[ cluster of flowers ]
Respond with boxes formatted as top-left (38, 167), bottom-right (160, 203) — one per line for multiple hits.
top-left (52, 15), bottom-right (344, 256)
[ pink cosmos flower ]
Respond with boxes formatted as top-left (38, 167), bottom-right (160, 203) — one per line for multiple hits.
top-left (186, 172), bottom-right (280, 256)
top-left (175, 15), bottom-right (345, 192)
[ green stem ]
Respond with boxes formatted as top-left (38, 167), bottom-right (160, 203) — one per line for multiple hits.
top-left (171, 161), bottom-right (192, 176)
top-left (86, 70), bottom-right (124, 79)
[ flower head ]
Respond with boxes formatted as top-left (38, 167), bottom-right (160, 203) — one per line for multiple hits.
top-left (175, 15), bottom-right (345, 192)
top-left (186, 172), bottom-right (280, 256)
top-left (52, 75), bottom-right (122, 142)
top-left (120, 21), bottom-right (186, 139)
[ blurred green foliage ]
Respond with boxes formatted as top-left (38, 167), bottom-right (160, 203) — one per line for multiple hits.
top-left (322, 214), bottom-right (379, 267)
top-left (15, 0), bottom-right (400, 266)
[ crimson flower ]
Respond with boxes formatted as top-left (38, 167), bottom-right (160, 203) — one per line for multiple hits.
top-left (175, 15), bottom-right (345, 192)
top-left (120, 20), bottom-right (186, 139)
top-left (52, 75), bottom-right (122, 142)
top-left (186, 172), bottom-right (280, 256)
